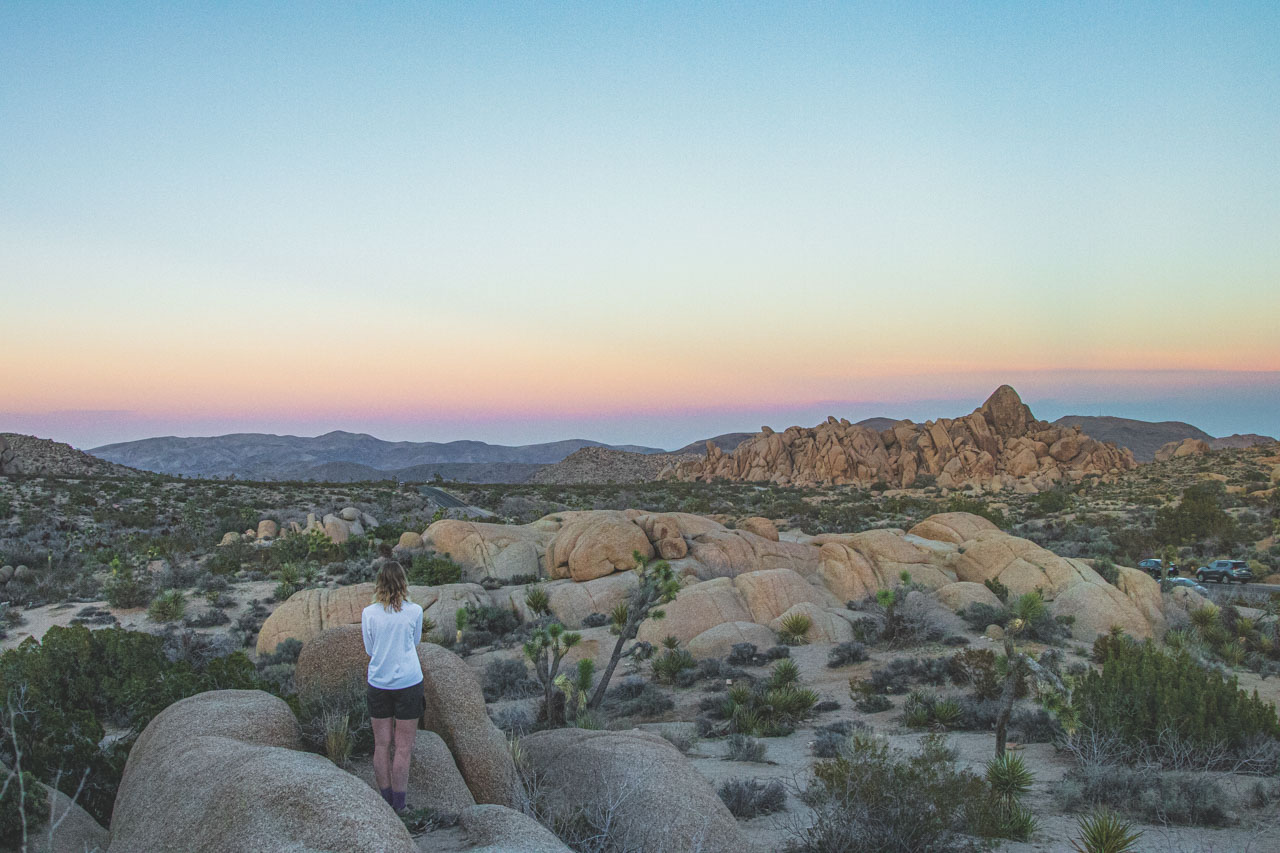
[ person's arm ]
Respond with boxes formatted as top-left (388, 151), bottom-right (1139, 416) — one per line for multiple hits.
top-left (413, 606), bottom-right (423, 645)
top-left (362, 611), bottom-right (374, 656)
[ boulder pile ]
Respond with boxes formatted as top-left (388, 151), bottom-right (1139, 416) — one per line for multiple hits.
top-left (659, 386), bottom-right (1136, 492)
top-left (261, 508), bottom-right (1182, 660)
top-left (1154, 437), bottom-right (1212, 461)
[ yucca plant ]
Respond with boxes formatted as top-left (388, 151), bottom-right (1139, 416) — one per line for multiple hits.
top-left (1219, 640), bottom-right (1246, 667)
top-left (523, 584), bottom-right (550, 616)
top-left (1069, 809), bottom-right (1142, 853)
top-left (148, 588), bottom-right (186, 623)
top-left (1189, 603), bottom-right (1220, 630)
top-left (986, 753), bottom-right (1033, 802)
top-left (931, 698), bottom-right (963, 729)
top-left (767, 658), bottom-right (801, 688)
top-left (778, 611), bottom-right (813, 645)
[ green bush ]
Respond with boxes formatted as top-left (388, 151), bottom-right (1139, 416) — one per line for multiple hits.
top-left (1074, 639), bottom-right (1280, 758)
top-left (717, 659), bottom-right (817, 737)
top-left (0, 625), bottom-right (267, 823)
top-left (408, 552), bottom-right (463, 586)
top-left (102, 556), bottom-right (151, 609)
top-left (793, 733), bottom-right (984, 853)
top-left (0, 768), bottom-right (50, 844)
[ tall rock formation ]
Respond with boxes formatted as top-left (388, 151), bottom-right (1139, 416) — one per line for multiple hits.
top-left (661, 385), bottom-right (1136, 491)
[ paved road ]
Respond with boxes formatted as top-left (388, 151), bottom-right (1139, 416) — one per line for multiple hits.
top-left (417, 485), bottom-right (494, 517)
top-left (418, 485), bottom-right (468, 508)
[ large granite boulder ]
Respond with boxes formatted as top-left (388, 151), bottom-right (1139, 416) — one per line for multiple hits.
top-left (519, 728), bottom-right (752, 853)
top-left (110, 690), bottom-right (414, 853)
top-left (546, 512), bottom-right (654, 581)
top-left (636, 577), bottom-right (752, 646)
top-left (417, 644), bottom-right (520, 807)
top-left (295, 624), bottom-right (368, 702)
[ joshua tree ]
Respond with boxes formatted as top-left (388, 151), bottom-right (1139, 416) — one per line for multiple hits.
top-left (994, 598), bottom-right (1069, 757)
top-left (586, 552), bottom-right (681, 710)
top-left (523, 622), bottom-right (581, 726)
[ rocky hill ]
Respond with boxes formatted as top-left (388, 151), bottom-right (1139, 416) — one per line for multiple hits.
top-left (670, 432), bottom-right (754, 455)
top-left (529, 446), bottom-right (698, 485)
top-left (89, 431), bottom-right (666, 480)
top-left (1050, 415), bottom-right (1274, 462)
top-left (663, 385), bottom-right (1136, 492)
top-left (0, 433), bottom-right (144, 479)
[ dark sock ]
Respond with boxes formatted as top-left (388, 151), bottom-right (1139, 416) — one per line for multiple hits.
top-left (392, 790), bottom-right (406, 812)
top-left (380, 787), bottom-right (393, 805)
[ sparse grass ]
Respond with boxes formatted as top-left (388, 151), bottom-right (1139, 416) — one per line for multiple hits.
top-left (718, 777), bottom-right (786, 818)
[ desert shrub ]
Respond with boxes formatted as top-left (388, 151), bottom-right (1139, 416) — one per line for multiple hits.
top-left (854, 692), bottom-right (892, 713)
top-left (945, 496), bottom-right (1007, 528)
top-left (1057, 764), bottom-right (1229, 827)
top-left (101, 556), bottom-right (151, 609)
top-left (0, 624), bottom-right (266, 823)
top-left (1073, 639), bottom-right (1280, 760)
top-left (482, 657), bottom-right (539, 701)
top-left (1010, 591), bottom-right (1070, 645)
top-left (0, 768), bottom-right (50, 844)
top-left (461, 603), bottom-right (521, 639)
top-left (827, 641), bottom-right (868, 668)
top-left (966, 752), bottom-right (1038, 841)
top-left (581, 612), bottom-right (608, 628)
top-left (147, 588), bottom-right (186, 623)
top-left (764, 644), bottom-right (791, 660)
top-left (299, 679), bottom-right (373, 765)
top-left (983, 577), bottom-right (1010, 603)
top-left (490, 705), bottom-right (534, 736)
top-left (1011, 706), bottom-right (1062, 743)
top-left (1155, 484), bottom-right (1236, 546)
top-left (258, 637), bottom-right (303, 667)
top-left (724, 733), bottom-right (766, 762)
top-left (792, 733), bottom-right (984, 853)
top-left (947, 648), bottom-right (999, 699)
top-left (864, 656), bottom-right (950, 694)
top-left (811, 721), bottom-right (865, 758)
top-left (718, 778), bottom-right (786, 818)
top-left (183, 606), bottom-right (230, 628)
top-left (1027, 488), bottom-right (1073, 517)
top-left (408, 552), bottom-right (462, 586)
top-left (658, 727), bottom-right (698, 754)
top-left (1092, 558), bottom-right (1119, 586)
top-left (601, 678), bottom-right (673, 719)
top-left (778, 611), bottom-right (813, 645)
top-left (726, 643), bottom-right (760, 666)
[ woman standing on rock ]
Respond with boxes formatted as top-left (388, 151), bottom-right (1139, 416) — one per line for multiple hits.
top-left (362, 561), bottom-right (424, 812)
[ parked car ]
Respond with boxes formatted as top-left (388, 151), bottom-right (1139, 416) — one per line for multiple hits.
top-left (1138, 558), bottom-right (1180, 578)
top-left (1195, 560), bottom-right (1253, 585)
top-left (1162, 576), bottom-right (1210, 596)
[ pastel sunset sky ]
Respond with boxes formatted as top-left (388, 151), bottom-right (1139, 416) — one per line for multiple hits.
top-left (3, 2), bottom-right (1278, 449)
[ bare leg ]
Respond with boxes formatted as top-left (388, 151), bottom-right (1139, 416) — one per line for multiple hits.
top-left (371, 716), bottom-right (393, 792)
top-left (391, 716), bottom-right (417, 803)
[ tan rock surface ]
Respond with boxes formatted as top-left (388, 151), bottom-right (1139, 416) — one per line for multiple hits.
top-left (733, 568), bottom-right (836, 623)
top-left (350, 730), bottom-right (476, 814)
top-left (907, 512), bottom-right (1000, 545)
top-left (519, 728), bottom-right (751, 853)
top-left (295, 624), bottom-right (367, 702)
top-left (636, 577), bottom-right (752, 645)
top-left (416, 644), bottom-right (520, 807)
top-left (687, 621), bottom-right (776, 659)
top-left (935, 581), bottom-right (1004, 613)
top-left (424, 520), bottom-right (552, 581)
top-left (546, 512), bottom-right (654, 581)
top-left (111, 690), bottom-right (414, 853)
top-left (768, 602), bottom-right (854, 643)
top-left (739, 517), bottom-right (780, 541)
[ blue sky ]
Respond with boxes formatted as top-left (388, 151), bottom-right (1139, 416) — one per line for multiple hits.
top-left (2, 2), bottom-right (1278, 448)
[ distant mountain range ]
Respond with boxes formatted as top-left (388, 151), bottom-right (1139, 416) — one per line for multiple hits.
top-left (76, 411), bottom-right (1277, 483)
top-left (88, 432), bottom-right (669, 481)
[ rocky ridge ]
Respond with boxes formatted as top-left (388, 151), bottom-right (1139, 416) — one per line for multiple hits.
top-left (662, 386), bottom-right (1137, 492)
top-left (529, 446), bottom-right (699, 485)
top-left (0, 433), bottom-right (143, 479)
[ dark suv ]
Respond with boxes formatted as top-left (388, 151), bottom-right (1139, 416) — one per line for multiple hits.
top-left (1196, 560), bottom-right (1253, 585)
top-left (1138, 558), bottom-right (1179, 578)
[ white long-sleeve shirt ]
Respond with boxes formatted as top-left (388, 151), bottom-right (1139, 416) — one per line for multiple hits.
top-left (361, 600), bottom-right (425, 690)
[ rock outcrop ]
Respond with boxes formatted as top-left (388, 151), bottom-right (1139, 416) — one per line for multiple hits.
top-left (459, 804), bottom-right (573, 853)
top-left (662, 386), bottom-right (1136, 491)
top-left (1155, 438), bottom-right (1212, 461)
top-left (417, 644), bottom-right (521, 807)
top-left (519, 728), bottom-right (752, 853)
top-left (111, 690), bottom-right (415, 853)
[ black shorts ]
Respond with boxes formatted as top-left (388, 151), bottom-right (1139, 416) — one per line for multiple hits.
top-left (367, 681), bottom-right (425, 721)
